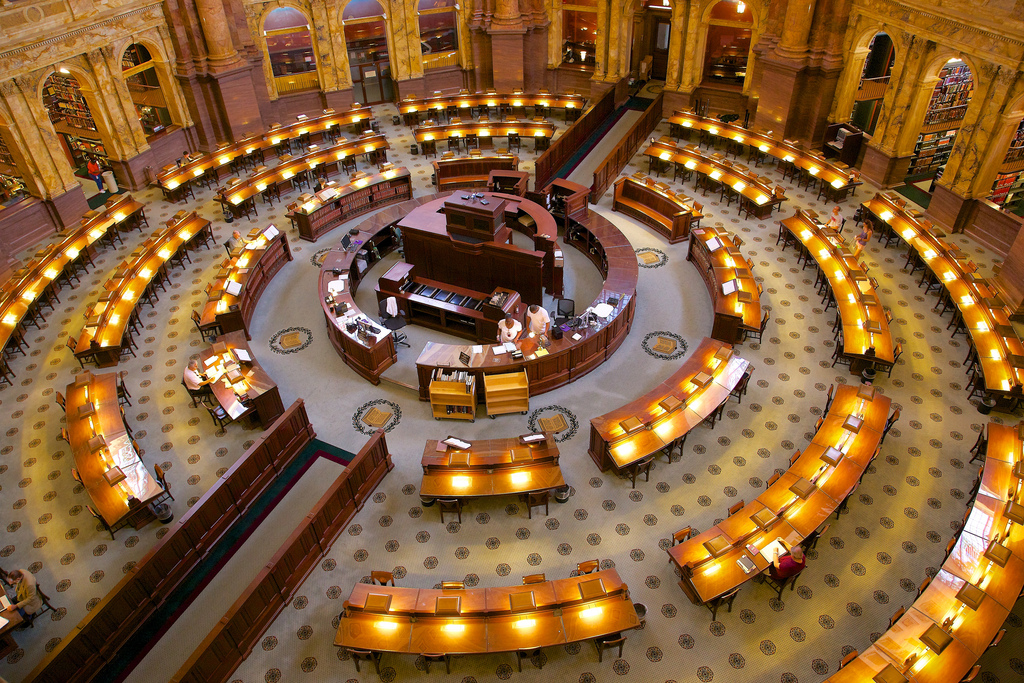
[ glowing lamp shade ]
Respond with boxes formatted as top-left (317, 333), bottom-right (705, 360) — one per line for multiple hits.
top-left (374, 621), bottom-right (398, 631)
top-left (755, 195), bottom-right (768, 205)
top-left (511, 472), bottom-right (529, 484)
top-left (2, 313), bottom-right (16, 325)
top-left (44, 268), bottom-right (58, 280)
top-left (256, 183), bottom-right (267, 192)
top-left (166, 180), bottom-right (180, 190)
top-left (831, 178), bottom-right (844, 189)
top-left (709, 170), bottom-right (722, 180)
top-left (383, 169), bottom-right (396, 179)
top-left (758, 144), bottom-right (769, 152)
top-left (783, 155), bottom-right (795, 162)
top-left (682, 120), bottom-right (692, 128)
top-left (685, 160), bottom-right (697, 170)
top-left (158, 249), bottom-right (171, 259)
top-left (354, 178), bottom-right (369, 188)
top-left (708, 126), bottom-right (719, 135)
top-left (923, 249), bottom-right (936, 259)
top-left (67, 247), bottom-right (80, 258)
top-left (443, 623), bottom-right (465, 633)
top-left (660, 152), bottom-right (671, 161)
top-left (579, 607), bottom-right (603, 620)
top-left (230, 195), bottom-right (242, 205)
top-left (733, 181), bottom-right (745, 192)
top-left (879, 210), bottom-right (893, 221)
top-left (514, 618), bottom-right (536, 629)
top-left (808, 167), bottom-right (819, 176)
top-left (282, 170), bottom-right (294, 180)
top-left (960, 295), bottom-right (973, 306)
top-left (452, 476), bottom-right (470, 488)
top-left (271, 137), bottom-right (282, 144)
top-left (733, 134), bottom-right (744, 142)
top-left (364, 144), bottom-right (375, 153)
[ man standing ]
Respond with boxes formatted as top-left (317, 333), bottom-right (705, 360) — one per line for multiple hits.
top-left (86, 157), bottom-right (104, 192)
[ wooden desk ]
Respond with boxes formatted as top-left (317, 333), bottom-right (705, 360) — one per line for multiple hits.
top-left (488, 170), bottom-right (530, 196)
top-left (399, 92), bottom-right (586, 119)
top-left (414, 120), bottom-right (556, 147)
top-left (156, 105), bottom-right (374, 197)
top-left (1, 194), bottom-right (145, 354)
top-left (687, 226), bottom-right (761, 344)
top-left (864, 192), bottom-right (1024, 402)
top-left (288, 166), bottom-right (413, 242)
top-left (199, 227), bottom-right (292, 340)
top-left (613, 175), bottom-right (695, 243)
top-left (420, 433), bottom-right (564, 499)
top-left (74, 212), bottom-right (210, 367)
top-left (215, 133), bottom-right (390, 219)
top-left (783, 210), bottom-right (895, 373)
top-left (643, 139), bottom-right (784, 219)
top-left (335, 569), bottom-right (638, 657)
top-left (669, 383), bottom-right (890, 604)
top-left (588, 338), bottom-right (749, 472)
top-left (414, 209), bottom-right (637, 399)
top-left (197, 331), bottom-right (284, 429)
top-left (65, 372), bottom-right (165, 530)
top-left (432, 154), bottom-right (519, 191)
top-left (666, 110), bottom-right (861, 201)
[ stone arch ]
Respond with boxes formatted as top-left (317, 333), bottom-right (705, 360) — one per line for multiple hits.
top-left (113, 35), bottom-right (191, 133)
top-left (36, 62), bottom-right (123, 166)
top-left (258, 2), bottom-right (325, 99)
top-left (692, 0), bottom-right (761, 93)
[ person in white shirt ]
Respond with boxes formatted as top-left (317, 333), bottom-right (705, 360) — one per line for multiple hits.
top-left (497, 314), bottom-right (522, 343)
top-left (525, 304), bottom-right (550, 336)
top-left (224, 230), bottom-right (245, 253)
top-left (826, 206), bottom-right (843, 231)
top-left (183, 359), bottom-right (215, 403)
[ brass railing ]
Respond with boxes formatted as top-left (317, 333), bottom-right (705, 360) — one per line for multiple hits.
top-left (274, 71), bottom-right (320, 94)
top-left (423, 50), bottom-right (458, 70)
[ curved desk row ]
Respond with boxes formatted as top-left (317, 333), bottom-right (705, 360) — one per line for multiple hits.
top-left (214, 132), bottom-right (391, 219)
top-left (400, 91), bottom-right (586, 118)
top-left (666, 110), bottom-right (861, 202)
top-left (643, 139), bottom-right (786, 219)
top-left (1, 193), bottom-right (145, 354)
top-left (432, 154), bottom-right (519, 191)
top-left (669, 383), bottom-right (892, 606)
top-left (335, 569), bottom-right (639, 656)
top-left (414, 210), bottom-right (638, 400)
top-left (863, 192), bottom-right (1024, 402)
top-left (588, 338), bottom-right (750, 472)
top-left (198, 225), bottom-right (292, 340)
top-left (687, 227), bottom-right (763, 344)
top-left (197, 331), bottom-right (284, 430)
top-left (826, 420), bottom-right (1024, 683)
top-left (415, 120), bottom-right (556, 145)
top-left (613, 174), bottom-right (697, 243)
top-left (65, 371), bottom-right (167, 531)
top-left (156, 104), bottom-right (374, 196)
top-left (74, 211), bottom-right (211, 367)
top-left (420, 433), bottom-right (564, 500)
top-left (287, 166), bottom-right (412, 242)
top-left (783, 209), bottom-right (895, 373)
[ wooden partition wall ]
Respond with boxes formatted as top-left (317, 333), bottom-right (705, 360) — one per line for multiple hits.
top-left (590, 92), bottom-right (664, 203)
top-left (26, 401), bottom-right (317, 683)
top-left (534, 88), bottom-right (616, 192)
top-left (170, 430), bottom-right (395, 683)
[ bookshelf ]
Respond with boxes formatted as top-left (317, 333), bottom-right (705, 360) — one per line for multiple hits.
top-left (907, 129), bottom-right (957, 177)
top-left (289, 168), bottom-right (413, 242)
top-left (990, 120), bottom-right (1024, 207)
top-left (0, 136), bottom-right (15, 168)
top-left (484, 370), bottom-right (529, 418)
top-left (44, 75), bottom-right (97, 132)
top-left (907, 62), bottom-right (973, 179)
top-left (429, 369), bottom-right (477, 421)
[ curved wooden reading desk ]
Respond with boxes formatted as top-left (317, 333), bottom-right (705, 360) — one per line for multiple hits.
top-left (863, 191), bottom-right (1024, 406)
top-left (197, 331), bottom-right (284, 430)
top-left (782, 209), bottom-right (895, 374)
top-left (826, 420), bottom-right (1024, 683)
top-left (74, 211), bottom-right (211, 367)
top-left (198, 224), bottom-right (292, 340)
top-left (666, 110), bottom-right (862, 203)
top-left (400, 91), bottom-right (586, 121)
top-left (669, 383), bottom-right (892, 606)
top-left (613, 174), bottom-right (698, 243)
top-left (1, 193), bottom-right (145, 354)
top-left (432, 154), bottom-right (520, 191)
top-left (687, 226), bottom-right (762, 344)
top-left (156, 104), bottom-right (374, 199)
top-left (287, 166), bottom-right (412, 242)
top-left (414, 119), bottom-right (556, 147)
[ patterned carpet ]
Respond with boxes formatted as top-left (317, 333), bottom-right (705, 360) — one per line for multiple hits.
top-left (2, 107), bottom-right (1022, 683)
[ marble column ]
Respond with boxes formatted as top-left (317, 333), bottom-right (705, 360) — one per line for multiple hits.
top-left (664, 3), bottom-right (687, 91)
top-left (487, 0), bottom-right (527, 92)
top-left (310, 0), bottom-right (339, 94)
top-left (776, 0), bottom-right (814, 58)
top-left (194, 0), bottom-right (240, 69)
top-left (88, 47), bottom-right (149, 157)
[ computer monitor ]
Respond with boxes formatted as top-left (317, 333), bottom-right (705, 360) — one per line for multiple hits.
top-left (341, 234), bottom-right (351, 251)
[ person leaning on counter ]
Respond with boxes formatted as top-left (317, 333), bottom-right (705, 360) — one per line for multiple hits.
top-left (497, 314), bottom-right (522, 343)
top-left (4, 569), bottom-right (42, 627)
top-left (525, 304), bottom-right (550, 336)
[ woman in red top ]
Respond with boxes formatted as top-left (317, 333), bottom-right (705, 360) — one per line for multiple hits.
top-left (86, 158), bottom-right (104, 192)
top-left (769, 544), bottom-right (806, 581)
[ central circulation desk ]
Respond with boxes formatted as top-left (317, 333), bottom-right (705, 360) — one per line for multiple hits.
top-left (588, 338), bottom-right (749, 472)
top-left (783, 209), bottom-right (895, 374)
top-left (863, 192), bottom-right (1024, 404)
top-left (335, 569), bottom-right (638, 659)
top-left (669, 383), bottom-right (891, 605)
top-left (687, 227), bottom-right (762, 344)
top-left (420, 433), bottom-right (564, 500)
top-left (198, 330), bottom-right (284, 429)
top-left (199, 225), bottom-right (292, 339)
top-left (65, 372), bottom-right (166, 531)
top-left (413, 207), bottom-right (637, 399)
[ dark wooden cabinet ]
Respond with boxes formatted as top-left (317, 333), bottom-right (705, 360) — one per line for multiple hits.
top-left (289, 168), bottom-right (412, 242)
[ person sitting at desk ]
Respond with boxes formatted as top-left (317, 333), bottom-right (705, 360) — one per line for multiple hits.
top-left (183, 359), bottom-right (216, 402)
top-left (826, 205), bottom-right (843, 231)
top-left (224, 230), bottom-right (244, 253)
top-left (525, 304), bottom-right (550, 336)
top-left (769, 544), bottom-right (805, 581)
top-left (4, 569), bottom-right (41, 627)
top-left (313, 175), bottom-right (327, 193)
top-left (497, 314), bottom-right (522, 343)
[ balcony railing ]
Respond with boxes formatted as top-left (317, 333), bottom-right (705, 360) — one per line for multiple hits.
top-left (423, 50), bottom-right (458, 70)
top-left (274, 71), bottom-right (320, 95)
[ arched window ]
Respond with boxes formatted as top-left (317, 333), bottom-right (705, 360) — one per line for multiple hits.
top-left (42, 71), bottom-right (108, 169)
top-left (343, 0), bottom-right (395, 104)
top-left (703, 0), bottom-right (752, 87)
top-left (906, 58), bottom-right (974, 181)
top-left (850, 32), bottom-right (894, 135)
top-left (121, 43), bottom-right (173, 139)
top-left (419, 0), bottom-right (460, 70)
top-left (264, 7), bottom-right (319, 94)
top-left (562, 0), bottom-right (597, 68)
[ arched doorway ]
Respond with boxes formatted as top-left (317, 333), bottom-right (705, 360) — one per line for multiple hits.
top-left (121, 43), bottom-right (175, 138)
top-left (0, 114), bottom-right (28, 204)
top-left (41, 70), bottom-right (107, 173)
top-left (561, 0), bottom-right (598, 69)
top-left (702, 0), bottom-right (753, 88)
top-left (905, 57), bottom-right (974, 182)
top-left (418, 0), bottom-right (461, 71)
top-left (631, 0), bottom-right (672, 82)
top-left (343, 0), bottom-right (395, 104)
top-left (263, 7), bottom-right (320, 95)
top-left (989, 102), bottom-right (1024, 213)
top-left (849, 32), bottom-right (894, 135)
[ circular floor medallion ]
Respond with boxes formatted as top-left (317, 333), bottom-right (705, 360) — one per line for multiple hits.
top-left (635, 247), bottom-right (668, 268)
top-left (527, 405), bottom-right (578, 442)
top-left (269, 327), bottom-right (313, 354)
top-left (642, 331), bottom-right (689, 360)
top-left (353, 399), bottom-right (402, 434)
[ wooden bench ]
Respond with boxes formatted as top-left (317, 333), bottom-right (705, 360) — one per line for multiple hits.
top-left (432, 155), bottom-right (519, 191)
top-left (613, 175), bottom-right (693, 243)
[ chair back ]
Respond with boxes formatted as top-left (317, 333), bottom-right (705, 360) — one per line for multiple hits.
top-left (56, 391), bottom-right (66, 411)
top-left (371, 570), bottom-right (395, 586)
top-left (889, 605), bottom-right (905, 628)
top-left (727, 500), bottom-right (745, 516)
top-left (839, 650), bottom-right (858, 669)
top-left (672, 527), bottom-right (693, 544)
top-left (577, 559), bottom-right (599, 574)
top-left (522, 573), bottom-right (546, 584)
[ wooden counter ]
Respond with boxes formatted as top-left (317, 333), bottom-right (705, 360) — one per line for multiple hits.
top-left (1, 194), bottom-right (145, 354)
top-left (783, 209), bottom-right (895, 374)
top-left (419, 433), bottom-right (564, 499)
top-left (588, 338), bottom-right (749, 472)
top-left (399, 91), bottom-right (586, 119)
top-left (613, 175), bottom-right (696, 243)
top-left (65, 372), bottom-right (166, 530)
top-left (288, 166), bottom-right (412, 242)
top-left (487, 170), bottom-right (530, 196)
top-left (199, 226), bottom-right (292, 340)
top-left (432, 154), bottom-right (519, 191)
top-left (687, 227), bottom-right (762, 344)
top-left (414, 120), bottom-right (556, 146)
top-left (197, 331), bottom-right (284, 430)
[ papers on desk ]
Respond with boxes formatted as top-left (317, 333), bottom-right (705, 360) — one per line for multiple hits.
top-left (0, 595), bottom-right (11, 610)
top-left (203, 355), bottom-right (218, 368)
top-left (225, 280), bottom-right (242, 296)
top-left (572, 333), bottom-right (582, 341)
top-left (443, 437), bottom-right (472, 450)
top-left (327, 279), bottom-right (347, 294)
top-left (492, 345), bottom-right (507, 355)
top-left (243, 242), bottom-right (258, 250)
top-left (760, 539), bottom-right (788, 561)
top-left (593, 303), bottom-right (614, 318)
top-left (263, 224), bottom-right (280, 239)
top-left (472, 345), bottom-right (483, 354)
top-left (234, 348), bottom-right (252, 362)
top-left (503, 342), bottom-right (517, 352)
top-left (0, 615), bottom-right (8, 629)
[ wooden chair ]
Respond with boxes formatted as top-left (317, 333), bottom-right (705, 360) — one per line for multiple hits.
top-left (594, 632), bottom-right (625, 662)
top-left (117, 372), bottom-right (132, 407)
top-left (969, 426), bottom-right (987, 463)
top-left (823, 383), bottom-right (835, 413)
top-left (729, 368), bottom-right (753, 404)
top-left (516, 647), bottom-right (544, 671)
top-left (989, 628), bottom-right (1005, 649)
top-left (881, 407), bottom-right (900, 445)
top-left (883, 342), bottom-right (903, 377)
top-left (205, 404), bottom-right (232, 434)
top-left (522, 573), bottom-right (546, 584)
top-left (55, 391), bottom-right (66, 412)
top-left (438, 498), bottom-right (462, 523)
top-left (371, 570), bottom-right (395, 586)
top-left (191, 309), bottom-right (221, 342)
top-left (421, 653), bottom-right (451, 674)
top-left (960, 665), bottom-right (981, 682)
top-left (87, 505), bottom-right (116, 540)
top-left (23, 587), bottom-right (56, 628)
top-left (766, 472), bottom-right (781, 487)
top-left (154, 464), bottom-right (174, 501)
top-left (524, 491), bottom-right (549, 519)
top-left (801, 523), bottom-right (829, 551)
top-left (789, 449), bottom-right (802, 466)
top-left (916, 575), bottom-right (932, 598)
top-left (577, 559), bottom-right (599, 575)
top-left (704, 587), bottom-right (740, 620)
top-left (58, 428), bottom-right (70, 444)
top-left (441, 581), bottom-right (465, 590)
top-left (627, 456), bottom-right (654, 489)
top-left (727, 500), bottom-right (745, 516)
top-left (348, 648), bottom-right (381, 675)
top-left (746, 307), bottom-right (770, 343)
top-left (838, 650), bottom-right (858, 670)
top-left (834, 482), bottom-right (859, 518)
top-left (672, 527), bottom-right (693, 545)
top-left (888, 605), bottom-right (905, 628)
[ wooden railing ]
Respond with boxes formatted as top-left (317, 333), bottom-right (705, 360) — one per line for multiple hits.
top-left (274, 71), bottom-right (320, 95)
top-left (589, 91), bottom-right (663, 203)
top-left (854, 75), bottom-right (890, 101)
top-left (170, 430), bottom-right (394, 683)
top-left (423, 51), bottom-right (459, 69)
top-left (534, 87), bottom-right (615, 192)
top-left (25, 400), bottom-right (317, 683)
